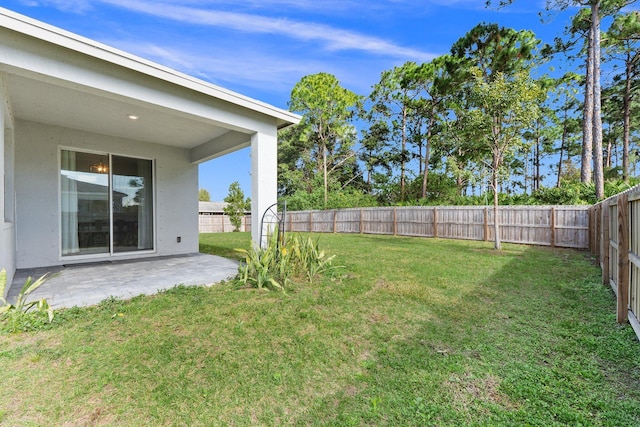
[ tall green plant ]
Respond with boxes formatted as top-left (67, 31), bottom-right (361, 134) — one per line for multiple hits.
top-left (235, 232), bottom-right (336, 291)
top-left (223, 182), bottom-right (250, 232)
top-left (1, 268), bottom-right (55, 331)
top-left (235, 231), bottom-right (285, 291)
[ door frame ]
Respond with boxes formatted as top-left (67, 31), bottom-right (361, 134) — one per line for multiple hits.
top-left (58, 146), bottom-right (157, 262)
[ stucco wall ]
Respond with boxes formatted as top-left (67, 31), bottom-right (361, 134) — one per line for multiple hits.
top-left (1, 106), bottom-right (17, 288)
top-left (0, 222), bottom-right (15, 290)
top-left (14, 119), bottom-right (198, 269)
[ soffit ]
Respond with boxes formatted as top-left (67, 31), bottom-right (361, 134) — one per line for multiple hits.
top-left (6, 72), bottom-right (230, 149)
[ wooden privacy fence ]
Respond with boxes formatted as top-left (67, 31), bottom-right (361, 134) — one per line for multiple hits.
top-left (285, 205), bottom-right (590, 249)
top-left (199, 215), bottom-right (251, 233)
top-left (591, 184), bottom-right (640, 340)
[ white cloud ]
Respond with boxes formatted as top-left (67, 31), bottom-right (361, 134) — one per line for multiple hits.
top-left (109, 39), bottom-right (312, 84)
top-left (152, 0), bottom-right (372, 13)
top-left (98, 0), bottom-right (436, 61)
top-left (104, 37), bottom-right (387, 103)
top-left (17, 0), bottom-right (92, 12)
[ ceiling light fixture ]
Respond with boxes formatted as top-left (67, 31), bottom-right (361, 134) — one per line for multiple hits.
top-left (127, 114), bottom-right (139, 120)
top-left (90, 161), bottom-right (109, 174)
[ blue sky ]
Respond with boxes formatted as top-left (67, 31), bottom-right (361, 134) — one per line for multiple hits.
top-left (2, 0), bottom-right (612, 200)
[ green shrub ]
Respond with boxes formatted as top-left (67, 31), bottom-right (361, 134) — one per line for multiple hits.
top-left (283, 186), bottom-right (377, 211)
top-left (0, 268), bottom-right (54, 333)
top-left (235, 231), bottom-right (337, 291)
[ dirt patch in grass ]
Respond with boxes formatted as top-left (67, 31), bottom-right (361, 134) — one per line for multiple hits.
top-left (471, 247), bottom-right (524, 257)
top-left (65, 392), bottom-right (118, 427)
top-left (444, 372), bottom-right (519, 415)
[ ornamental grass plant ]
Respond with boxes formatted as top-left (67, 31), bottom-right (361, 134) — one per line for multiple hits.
top-left (234, 230), bottom-right (337, 291)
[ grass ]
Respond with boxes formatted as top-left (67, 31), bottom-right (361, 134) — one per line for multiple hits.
top-left (1, 232), bottom-right (639, 426)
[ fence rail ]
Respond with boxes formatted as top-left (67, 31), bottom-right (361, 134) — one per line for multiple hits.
top-left (591, 184), bottom-right (640, 341)
top-left (285, 205), bottom-right (590, 249)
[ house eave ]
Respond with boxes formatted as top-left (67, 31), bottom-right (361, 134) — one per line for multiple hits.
top-left (0, 7), bottom-right (301, 128)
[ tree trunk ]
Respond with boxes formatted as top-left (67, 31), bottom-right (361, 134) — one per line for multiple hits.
top-left (524, 149), bottom-right (530, 194)
top-left (557, 105), bottom-right (568, 187)
top-left (323, 142), bottom-right (328, 207)
top-left (421, 116), bottom-right (434, 199)
top-left (581, 15), bottom-right (595, 184)
top-left (417, 137), bottom-right (424, 176)
top-left (456, 175), bottom-right (464, 195)
top-left (535, 133), bottom-right (541, 191)
top-left (492, 151), bottom-right (501, 251)
top-left (622, 55), bottom-right (632, 182)
top-left (366, 151), bottom-right (372, 190)
top-left (400, 106), bottom-right (407, 201)
top-left (591, 1), bottom-right (605, 200)
top-left (491, 117), bottom-right (501, 250)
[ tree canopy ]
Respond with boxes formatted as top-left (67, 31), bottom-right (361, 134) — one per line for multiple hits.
top-left (223, 182), bottom-right (250, 232)
top-left (198, 188), bottom-right (211, 202)
top-left (278, 2), bottom-right (640, 213)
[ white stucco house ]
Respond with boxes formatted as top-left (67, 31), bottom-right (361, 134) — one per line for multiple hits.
top-left (0, 8), bottom-right (299, 288)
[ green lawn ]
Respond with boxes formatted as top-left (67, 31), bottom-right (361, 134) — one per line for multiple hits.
top-left (1, 232), bottom-right (639, 426)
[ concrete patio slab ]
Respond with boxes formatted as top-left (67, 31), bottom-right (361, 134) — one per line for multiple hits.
top-left (7, 253), bottom-right (239, 309)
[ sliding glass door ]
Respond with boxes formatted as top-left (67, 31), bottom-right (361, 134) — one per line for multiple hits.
top-left (60, 149), bottom-right (154, 257)
top-left (61, 150), bottom-right (110, 256)
top-left (112, 155), bottom-right (153, 253)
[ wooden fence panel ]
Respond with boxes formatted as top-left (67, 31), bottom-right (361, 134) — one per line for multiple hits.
top-left (593, 183), bottom-right (640, 341)
top-left (311, 210), bottom-right (334, 233)
top-left (198, 215), bottom-right (251, 233)
top-left (617, 193), bottom-right (630, 323)
top-left (437, 207), bottom-right (485, 241)
top-left (499, 207), bottom-right (551, 246)
top-left (630, 197), bottom-right (640, 326)
top-left (283, 205), bottom-right (589, 249)
top-left (602, 202), bottom-right (610, 285)
top-left (335, 209), bottom-right (361, 233)
top-left (555, 207), bottom-right (591, 249)
top-left (609, 203), bottom-right (619, 293)
top-left (287, 211), bottom-right (310, 232)
top-left (362, 208), bottom-right (395, 235)
top-left (396, 207), bottom-right (435, 237)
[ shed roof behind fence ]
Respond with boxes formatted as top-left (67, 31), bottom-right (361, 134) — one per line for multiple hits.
top-left (198, 201), bottom-right (250, 214)
top-left (199, 202), bottom-right (228, 213)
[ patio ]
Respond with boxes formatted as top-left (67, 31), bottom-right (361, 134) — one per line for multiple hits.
top-left (7, 253), bottom-right (239, 309)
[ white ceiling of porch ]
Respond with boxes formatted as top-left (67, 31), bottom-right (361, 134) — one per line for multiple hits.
top-left (5, 73), bottom-right (230, 149)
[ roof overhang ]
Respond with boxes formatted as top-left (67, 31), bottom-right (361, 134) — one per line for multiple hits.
top-left (0, 7), bottom-right (300, 163)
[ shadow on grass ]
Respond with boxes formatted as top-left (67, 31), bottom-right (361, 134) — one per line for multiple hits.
top-left (294, 242), bottom-right (640, 426)
top-left (199, 232), bottom-right (251, 261)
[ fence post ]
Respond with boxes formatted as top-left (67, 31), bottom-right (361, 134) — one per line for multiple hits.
top-left (360, 209), bottom-right (364, 234)
top-left (484, 207), bottom-right (489, 242)
top-left (617, 193), bottom-right (629, 324)
top-left (393, 207), bottom-right (398, 236)
top-left (595, 204), bottom-right (602, 265)
top-left (550, 207), bottom-right (556, 248)
top-left (602, 201), bottom-right (610, 286)
top-left (433, 207), bottom-right (438, 238)
top-left (333, 210), bottom-right (338, 233)
top-left (589, 207), bottom-right (596, 255)
top-left (308, 211), bottom-right (313, 233)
